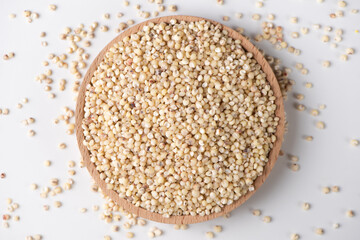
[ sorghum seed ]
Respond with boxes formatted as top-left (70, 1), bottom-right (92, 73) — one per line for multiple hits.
top-left (180, 224), bottom-right (188, 230)
top-left (346, 210), bottom-right (355, 217)
top-left (305, 136), bottom-right (313, 141)
top-left (44, 160), bottom-right (51, 167)
top-left (49, 4), bottom-right (57, 11)
top-left (333, 223), bottom-right (340, 229)
top-left (300, 27), bottom-right (309, 34)
top-left (252, 209), bottom-right (261, 216)
top-left (291, 32), bottom-right (299, 38)
top-left (316, 121), bottom-right (325, 129)
top-left (33, 234), bottom-right (42, 240)
top-left (305, 82), bottom-right (313, 88)
top-left (315, 228), bottom-right (324, 235)
top-left (310, 109), bottom-right (319, 116)
top-left (322, 61), bottom-right (330, 68)
top-left (154, 228), bottom-right (162, 236)
top-left (126, 232), bottom-right (134, 238)
top-left (222, 16), bottom-right (229, 21)
top-left (205, 232), bottom-right (214, 239)
top-left (267, 14), bottom-right (275, 20)
top-left (302, 202), bottom-right (310, 210)
top-left (290, 163), bottom-right (300, 171)
top-left (263, 216), bottom-right (272, 223)
top-left (252, 14), bottom-right (261, 20)
top-left (296, 104), bottom-right (306, 111)
top-left (290, 17), bottom-right (298, 23)
top-left (100, 26), bottom-right (109, 32)
top-left (332, 186), bottom-right (340, 192)
top-left (30, 183), bottom-right (38, 190)
top-left (340, 54), bottom-right (348, 61)
top-left (322, 187), bottom-right (330, 194)
top-left (213, 225), bottom-right (222, 233)
top-left (350, 139), bottom-right (359, 146)
top-left (54, 201), bottom-right (62, 208)
top-left (58, 143), bottom-right (67, 149)
top-left (290, 233), bottom-right (300, 240)
top-left (28, 130), bottom-right (36, 137)
top-left (168, 4), bottom-right (178, 12)
top-left (321, 35), bottom-right (330, 42)
top-left (338, 1), bottom-right (347, 7)
top-left (345, 48), bottom-right (354, 55)
top-left (295, 94), bottom-right (304, 100)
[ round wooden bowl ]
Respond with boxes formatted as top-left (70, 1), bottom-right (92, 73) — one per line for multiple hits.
top-left (75, 15), bottom-right (285, 224)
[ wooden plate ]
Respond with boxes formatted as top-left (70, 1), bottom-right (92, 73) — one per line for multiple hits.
top-left (75, 15), bottom-right (285, 224)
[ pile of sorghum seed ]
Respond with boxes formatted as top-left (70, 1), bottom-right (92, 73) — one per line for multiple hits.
top-left (82, 19), bottom-right (279, 217)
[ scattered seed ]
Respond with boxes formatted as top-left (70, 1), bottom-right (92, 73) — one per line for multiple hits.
top-left (213, 225), bottom-right (222, 233)
top-left (296, 104), bottom-right (306, 111)
top-left (332, 186), bottom-right (340, 192)
top-left (126, 232), bottom-right (134, 238)
top-left (310, 109), bottom-right (319, 117)
top-left (305, 136), bottom-right (313, 141)
top-left (333, 223), bottom-right (340, 229)
top-left (346, 210), bottom-right (355, 217)
top-left (322, 187), bottom-right (330, 194)
top-left (345, 48), bottom-right (354, 55)
top-left (300, 27), bottom-right (309, 34)
top-left (252, 14), bottom-right (261, 21)
top-left (147, 231), bottom-right (155, 238)
top-left (350, 139), bottom-right (359, 146)
top-left (54, 201), bottom-right (62, 208)
top-left (255, 1), bottom-right (264, 8)
top-left (322, 60), bottom-right (331, 68)
top-left (30, 183), bottom-right (38, 190)
top-left (302, 202), bottom-right (310, 210)
top-left (263, 216), bottom-right (272, 223)
top-left (290, 233), bottom-right (300, 240)
top-left (290, 17), bottom-right (298, 23)
top-left (305, 82), bottom-right (313, 88)
top-left (338, 1), bottom-right (347, 7)
top-left (44, 160), bottom-right (51, 167)
top-left (58, 143), bottom-right (67, 149)
top-left (252, 209), bottom-right (261, 216)
top-left (168, 5), bottom-right (178, 12)
top-left (180, 224), bottom-right (188, 230)
top-left (205, 232), bottom-right (214, 239)
top-left (290, 163), bottom-right (300, 171)
top-left (315, 228), bottom-right (324, 235)
top-left (48, 4), bottom-right (57, 11)
top-left (316, 121), bottom-right (325, 129)
top-left (28, 130), bottom-right (36, 137)
top-left (222, 16), bottom-right (229, 21)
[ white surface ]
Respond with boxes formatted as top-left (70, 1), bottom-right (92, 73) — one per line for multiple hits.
top-left (1, 0), bottom-right (360, 239)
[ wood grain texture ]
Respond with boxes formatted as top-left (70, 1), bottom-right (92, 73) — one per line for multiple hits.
top-left (75, 15), bottom-right (285, 224)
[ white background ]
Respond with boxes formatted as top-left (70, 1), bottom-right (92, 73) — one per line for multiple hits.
top-left (1, 0), bottom-right (360, 239)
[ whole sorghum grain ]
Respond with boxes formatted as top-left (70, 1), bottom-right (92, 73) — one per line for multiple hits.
top-left (82, 19), bottom-right (280, 217)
